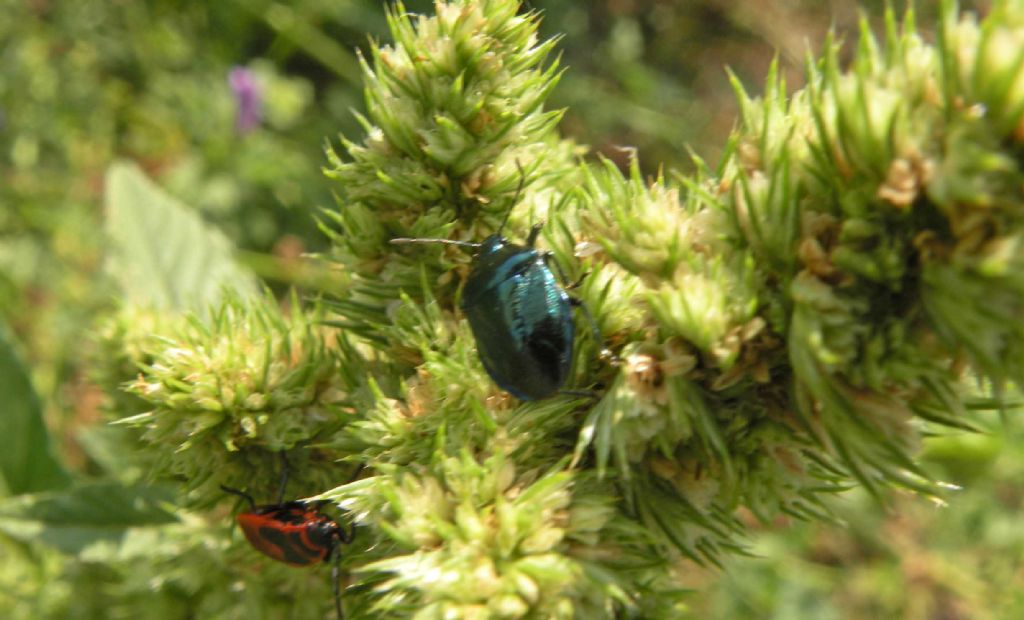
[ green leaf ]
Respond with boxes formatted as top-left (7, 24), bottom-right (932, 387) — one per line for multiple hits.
top-left (0, 482), bottom-right (178, 554)
top-left (104, 160), bottom-right (258, 313)
top-left (0, 322), bottom-right (71, 496)
top-left (74, 425), bottom-right (146, 484)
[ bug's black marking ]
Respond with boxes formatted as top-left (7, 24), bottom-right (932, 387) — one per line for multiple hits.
top-left (257, 525), bottom-right (320, 565)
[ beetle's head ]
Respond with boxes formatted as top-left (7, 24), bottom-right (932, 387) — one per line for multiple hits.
top-left (478, 234), bottom-right (507, 256)
top-left (307, 516), bottom-right (342, 549)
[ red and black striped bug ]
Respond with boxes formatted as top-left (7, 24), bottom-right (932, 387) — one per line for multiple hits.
top-left (221, 460), bottom-right (358, 619)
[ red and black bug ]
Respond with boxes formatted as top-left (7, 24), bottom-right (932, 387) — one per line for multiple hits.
top-left (221, 460), bottom-right (357, 619)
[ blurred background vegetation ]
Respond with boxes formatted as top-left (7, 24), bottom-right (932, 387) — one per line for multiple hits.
top-left (2, 0), bottom-right (1018, 618)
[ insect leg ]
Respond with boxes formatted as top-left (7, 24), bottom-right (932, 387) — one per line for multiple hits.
top-left (565, 270), bottom-right (589, 291)
top-left (569, 294), bottom-right (623, 369)
top-left (557, 388), bottom-right (601, 399)
top-left (331, 463), bottom-right (363, 544)
top-left (346, 463), bottom-right (366, 484)
top-left (338, 517), bottom-right (357, 544)
top-left (540, 250), bottom-right (575, 287)
top-left (567, 296), bottom-right (602, 346)
top-left (332, 549), bottom-right (344, 620)
top-left (525, 222), bottom-right (545, 247)
top-left (544, 251), bottom-right (600, 341)
top-left (275, 452), bottom-right (291, 504)
top-left (549, 253), bottom-right (624, 372)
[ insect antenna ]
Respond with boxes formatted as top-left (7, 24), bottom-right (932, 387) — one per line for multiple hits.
top-left (220, 485), bottom-right (256, 510)
top-left (495, 160), bottom-right (527, 238)
top-left (326, 462), bottom-right (363, 619)
top-left (389, 237), bottom-right (480, 248)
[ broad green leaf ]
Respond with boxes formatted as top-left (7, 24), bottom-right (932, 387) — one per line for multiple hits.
top-left (104, 160), bottom-right (258, 312)
top-left (0, 482), bottom-right (177, 554)
top-left (0, 322), bottom-right (71, 496)
top-left (74, 425), bottom-right (147, 485)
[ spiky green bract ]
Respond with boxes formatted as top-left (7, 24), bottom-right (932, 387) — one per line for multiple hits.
top-left (572, 158), bottom-right (799, 563)
top-left (925, 0), bottom-right (1024, 388)
top-left (121, 292), bottom-right (362, 505)
top-left (94, 305), bottom-right (174, 422)
top-left (332, 457), bottom-right (615, 619)
top-left (570, 0), bottom-right (1024, 574)
top-left (321, 453), bottom-right (689, 619)
top-left (322, 0), bottom-right (575, 342)
top-left (726, 0), bottom-right (1024, 499)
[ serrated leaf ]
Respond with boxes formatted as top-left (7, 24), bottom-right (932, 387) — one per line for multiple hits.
top-left (104, 160), bottom-right (258, 313)
top-left (0, 482), bottom-right (178, 554)
top-left (0, 322), bottom-right (71, 496)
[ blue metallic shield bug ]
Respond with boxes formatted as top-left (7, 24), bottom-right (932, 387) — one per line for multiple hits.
top-left (391, 188), bottom-right (580, 400)
top-left (460, 226), bottom-right (574, 400)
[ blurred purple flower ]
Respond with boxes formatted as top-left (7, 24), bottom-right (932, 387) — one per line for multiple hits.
top-left (228, 66), bottom-right (262, 134)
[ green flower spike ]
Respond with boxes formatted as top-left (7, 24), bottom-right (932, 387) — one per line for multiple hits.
top-left (91, 1), bottom-right (1024, 618)
top-left (122, 293), bottom-right (360, 505)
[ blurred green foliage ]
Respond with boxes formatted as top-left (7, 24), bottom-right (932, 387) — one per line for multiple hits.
top-left (0, 0), bottom-right (1020, 618)
top-left (687, 415), bottom-right (1024, 620)
top-left (540, 0), bottom-right (991, 170)
top-left (0, 0), bottom-right (384, 451)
